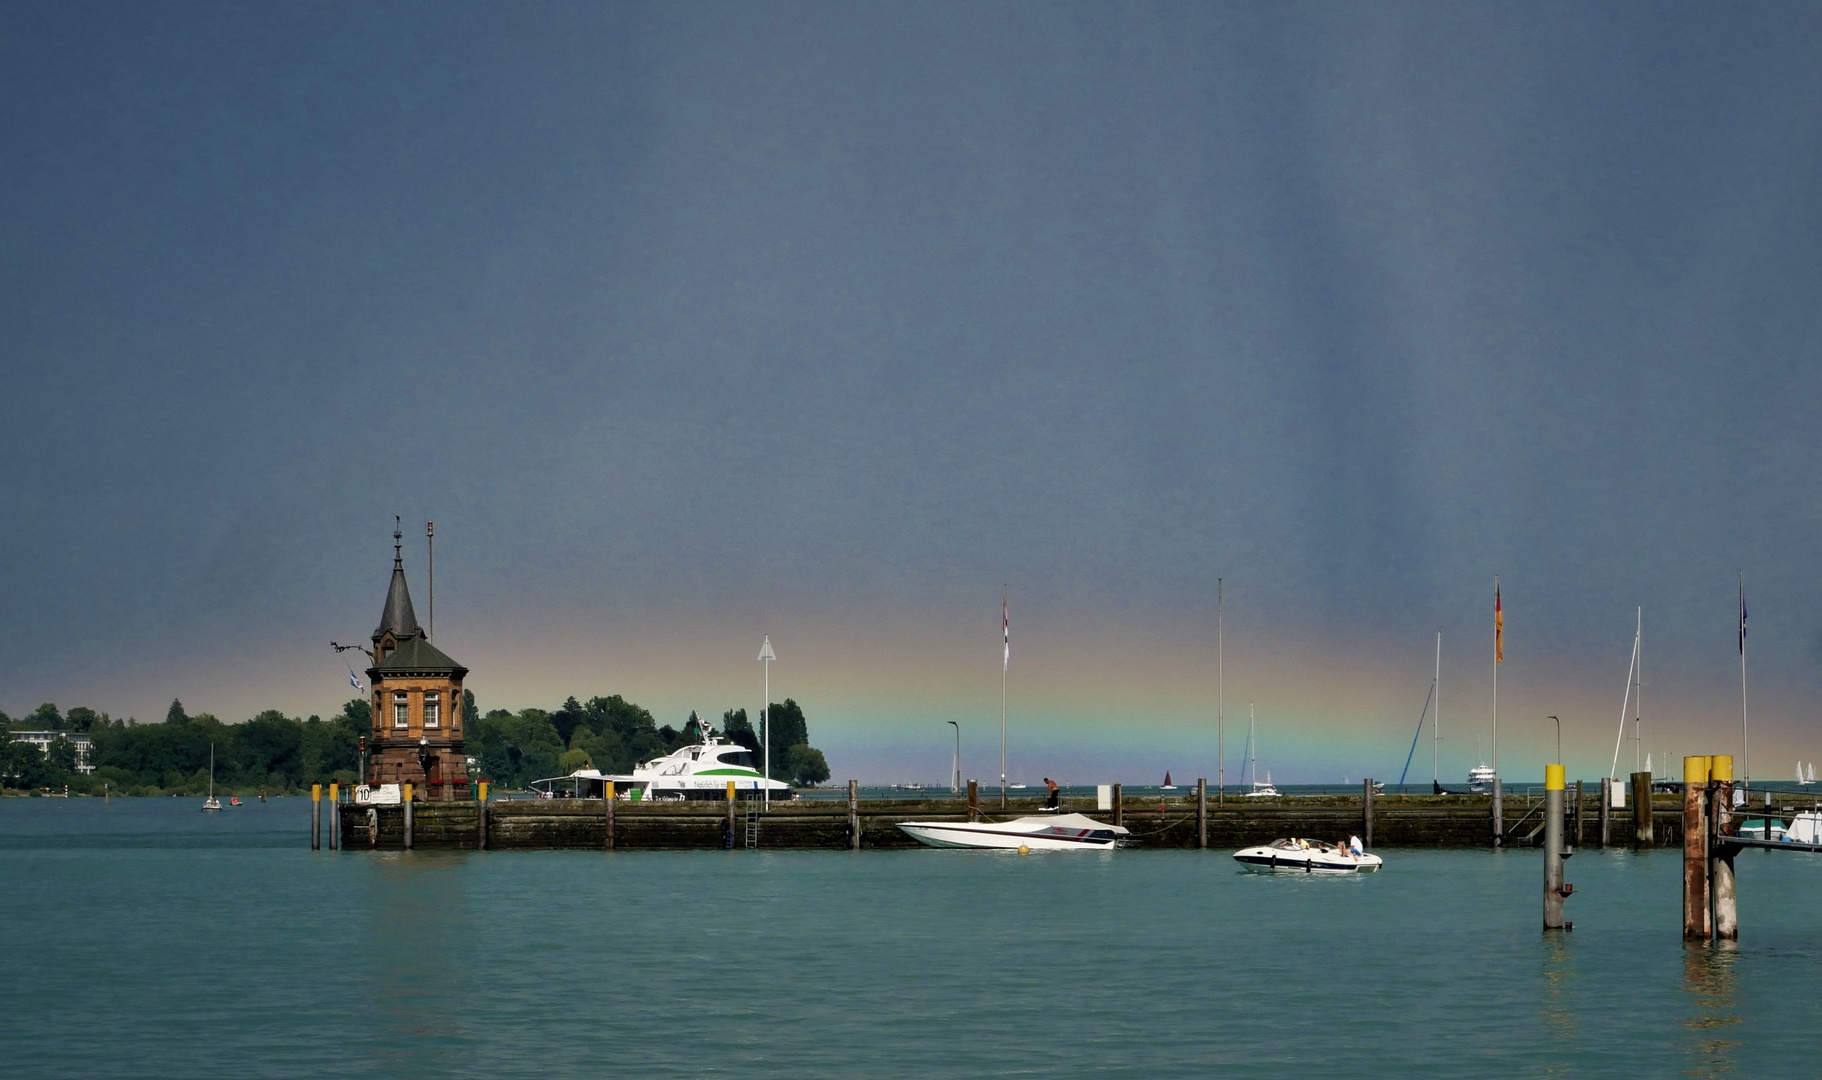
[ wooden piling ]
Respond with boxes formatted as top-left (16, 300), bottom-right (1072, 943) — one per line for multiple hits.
top-left (601, 781), bottom-right (611, 852)
top-left (478, 781), bottom-right (490, 851)
top-left (1709, 755), bottom-right (1737, 941)
top-left (1112, 783), bottom-right (1123, 828)
top-left (1543, 765), bottom-right (1568, 931)
top-left (848, 780), bottom-right (860, 850)
top-left (1491, 778), bottom-right (1504, 847)
top-left (967, 779), bottom-right (979, 822)
top-left (403, 783), bottom-right (414, 851)
top-left (1682, 756), bottom-right (1710, 939)
top-left (726, 781), bottom-right (737, 849)
top-left (311, 784), bottom-right (322, 850)
top-left (1363, 779), bottom-right (1374, 850)
top-left (1599, 777), bottom-right (1612, 848)
top-left (1572, 779), bottom-right (1583, 849)
top-left (329, 783), bottom-right (341, 850)
top-left (1631, 771), bottom-right (1654, 847)
top-left (1196, 778), bottom-right (1207, 849)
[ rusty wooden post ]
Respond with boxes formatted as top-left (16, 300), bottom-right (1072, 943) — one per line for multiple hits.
top-left (726, 780), bottom-right (737, 849)
top-left (1197, 778), bottom-right (1207, 849)
top-left (1544, 765), bottom-right (1569, 931)
top-left (602, 781), bottom-right (612, 852)
top-left (1632, 770), bottom-right (1654, 847)
top-left (1682, 756), bottom-right (1710, 939)
top-left (1363, 779), bottom-right (1374, 850)
top-left (403, 782), bottom-right (414, 851)
top-left (1709, 755), bottom-right (1737, 941)
top-left (311, 784), bottom-right (322, 850)
top-left (967, 779), bottom-right (979, 822)
top-left (848, 779), bottom-right (861, 850)
top-left (329, 782), bottom-right (341, 850)
top-left (1112, 783), bottom-right (1123, 828)
top-left (478, 781), bottom-right (490, 851)
top-left (1599, 777), bottom-right (1612, 848)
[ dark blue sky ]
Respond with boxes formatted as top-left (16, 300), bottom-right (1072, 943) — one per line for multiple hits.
top-left (4, 2), bottom-right (1820, 775)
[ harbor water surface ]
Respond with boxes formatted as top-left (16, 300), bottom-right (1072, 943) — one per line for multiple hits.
top-left (4, 799), bottom-right (1820, 1077)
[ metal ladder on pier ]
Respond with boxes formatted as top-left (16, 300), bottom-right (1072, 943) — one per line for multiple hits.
top-left (745, 802), bottom-right (760, 848)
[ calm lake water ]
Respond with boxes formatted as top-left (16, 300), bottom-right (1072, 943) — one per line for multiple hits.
top-left (4, 798), bottom-right (1820, 1078)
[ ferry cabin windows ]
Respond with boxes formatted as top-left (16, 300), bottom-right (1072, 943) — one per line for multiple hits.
top-left (424, 692), bottom-right (440, 729)
top-left (725, 751), bottom-right (756, 770)
top-left (393, 691), bottom-right (409, 729)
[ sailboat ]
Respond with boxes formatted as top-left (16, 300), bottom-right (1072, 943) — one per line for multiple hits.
top-left (1798, 762), bottom-right (1815, 787)
top-left (1243, 704), bottom-right (1280, 797)
top-left (201, 744), bottom-right (222, 812)
top-left (1162, 771), bottom-right (1176, 791)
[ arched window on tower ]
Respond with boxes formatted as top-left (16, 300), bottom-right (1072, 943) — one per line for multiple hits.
top-left (393, 691), bottom-right (409, 729)
top-left (424, 692), bottom-right (440, 729)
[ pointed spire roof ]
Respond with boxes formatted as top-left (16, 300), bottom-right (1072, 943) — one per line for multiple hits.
top-left (375, 522), bottom-right (421, 641)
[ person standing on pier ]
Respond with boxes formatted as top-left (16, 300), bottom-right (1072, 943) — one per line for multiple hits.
top-left (1044, 777), bottom-right (1059, 810)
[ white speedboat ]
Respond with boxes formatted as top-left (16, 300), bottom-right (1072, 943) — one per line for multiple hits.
top-left (1234, 837), bottom-right (1383, 873)
top-left (898, 813), bottom-right (1130, 850)
top-left (530, 733), bottom-right (794, 802)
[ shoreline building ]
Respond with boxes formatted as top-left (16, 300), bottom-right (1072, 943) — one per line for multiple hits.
top-left (7, 731), bottom-right (93, 773)
top-left (365, 529), bottom-right (469, 799)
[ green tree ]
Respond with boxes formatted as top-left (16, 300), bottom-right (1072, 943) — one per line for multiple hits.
top-left (234, 711), bottom-right (303, 787)
top-left (551, 696), bottom-right (588, 745)
top-left (25, 703), bottom-right (63, 731)
top-left (787, 744), bottom-right (830, 786)
top-left (166, 699), bottom-right (190, 726)
top-left (65, 707), bottom-right (100, 733)
top-left (722, 708), bottom-right (759, 755)
top-left (558, 747), bottom-right (592, 773)
top-left (46, 735), bottom-right (79, 777)
top-left (470, 709), bottom-right (562, 788)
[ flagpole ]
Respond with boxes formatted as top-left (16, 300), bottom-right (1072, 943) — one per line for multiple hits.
top-left (1217, 578), bottom-right (1224, 806)
top-left (1000, 585), bottom-right (1008, 809)
top-left (1740, 571), bottom-right (1749, 788)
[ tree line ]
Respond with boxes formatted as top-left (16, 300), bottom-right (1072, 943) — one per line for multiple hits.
top-left (0, 693), bottom-right (831, 794)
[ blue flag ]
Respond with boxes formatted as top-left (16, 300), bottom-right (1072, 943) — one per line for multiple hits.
top-left (349, 668), bottom-right (364, 692)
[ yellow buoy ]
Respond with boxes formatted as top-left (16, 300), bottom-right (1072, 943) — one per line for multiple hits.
top-left (1018, 844), bottom-right (1031, 855)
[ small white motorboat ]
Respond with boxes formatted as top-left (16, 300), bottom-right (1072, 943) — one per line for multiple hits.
top-left (1234, 837), bottom-right (1383, 874)
top-left (898, 813), bottom-right (1130, 850)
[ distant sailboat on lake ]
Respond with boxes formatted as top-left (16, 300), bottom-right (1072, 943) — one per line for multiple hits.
top-left (201, 744), bottom-right (221, 813)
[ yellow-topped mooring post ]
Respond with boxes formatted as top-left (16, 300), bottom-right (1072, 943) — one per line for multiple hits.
top-left (477, 780), bottom-right (490, 851)
top-left (726, 781), bottom-right (737, 850)
top-left (328, 783), bottom-right (340, 850)
top-left (311, 784), bottom-right (322, 850)
top-left (1683, 756), bottom-right (1711, 938)
top-left (403, 782), bottom-right (415, 851)
top-left (1708, 754), bottom-right (1738, 940)
top-left (603, 781), bottom-right (614, 852)
top-left (1543, 765), bottom-right (1571, 931)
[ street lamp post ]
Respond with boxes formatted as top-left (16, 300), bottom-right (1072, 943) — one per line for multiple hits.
top-left (758, 635), bottom-right (775, 809)
top-left (948, 721), bottom-right (961, 794)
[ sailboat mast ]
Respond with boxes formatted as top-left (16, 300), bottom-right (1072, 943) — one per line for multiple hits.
top-left (1433, 631), bottom-right (1441, 784)
top-left (1740, 571), bottom-right (1750, 787)
top-left (1217, 578), bottom-right (1224, 805)
top-left (1249, 702), bottom-right (1256, 788)
top-left (1491, 575), bottom-right (1500, 779)
top-left (1636, 607), bottom-right (1643, 775)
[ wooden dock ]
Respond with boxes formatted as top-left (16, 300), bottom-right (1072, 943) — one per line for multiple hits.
top-left (334, 791), bottom-right (1692, 851)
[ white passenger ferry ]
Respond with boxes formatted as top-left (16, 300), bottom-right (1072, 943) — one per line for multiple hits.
top-left (529, 735), bottom-right (794, 801)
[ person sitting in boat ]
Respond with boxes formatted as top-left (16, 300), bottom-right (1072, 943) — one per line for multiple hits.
top-left (1044, 777), bottom-right (1060, 810)
top-left (1348, 834), bottom-right (1363, 856)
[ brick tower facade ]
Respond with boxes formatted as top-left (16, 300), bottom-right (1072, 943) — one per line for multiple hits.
top-left (365, 528), bottom-right (469, 799)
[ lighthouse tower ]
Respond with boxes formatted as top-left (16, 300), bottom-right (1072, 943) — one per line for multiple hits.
top-left (365, 527), bottom-right (468, 798)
